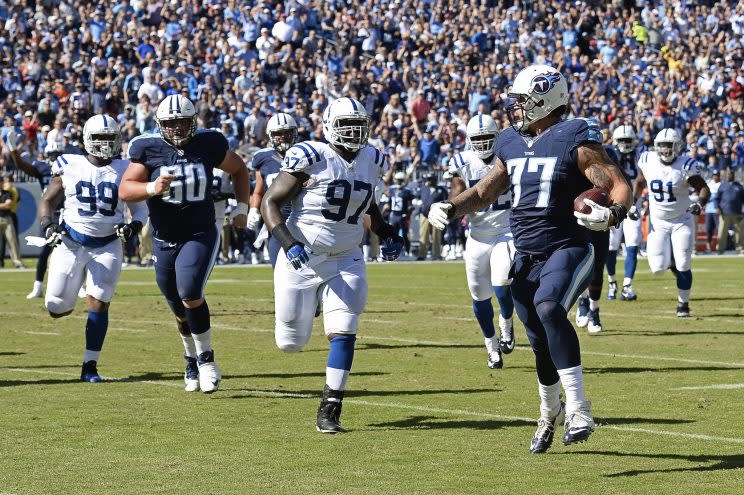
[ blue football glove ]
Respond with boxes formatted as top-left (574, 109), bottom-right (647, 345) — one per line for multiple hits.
top-left (286, 243), bottom-right (311, 269)
top-left (380, 236), bottom-right (404, 261)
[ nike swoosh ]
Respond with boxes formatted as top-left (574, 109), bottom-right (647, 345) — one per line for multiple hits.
top-left (353, 258), bottom-right (361, 261)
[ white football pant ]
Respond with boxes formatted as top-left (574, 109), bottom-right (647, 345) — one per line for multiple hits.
top-left (464, 235), bottom-right (515, 301)
top-left (609, 217), bottom-right (642, 250)
top-left (646, 214), bottom-right (695, 274)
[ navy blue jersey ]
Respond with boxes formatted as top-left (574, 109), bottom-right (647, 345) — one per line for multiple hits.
top-left (606, 144), bottom-right (646, 181)
top-left (495, 118), bottom-right (598, 255)
top-left (388, 185), bottom-right (414, 218)
top-left (251, 147), bottom-right (291, 218)
top-left (128, 129), bottom-right (228, 241)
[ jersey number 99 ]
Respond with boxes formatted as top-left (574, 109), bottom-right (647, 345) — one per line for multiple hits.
top-left (76, 181), bottom-right (118, 217)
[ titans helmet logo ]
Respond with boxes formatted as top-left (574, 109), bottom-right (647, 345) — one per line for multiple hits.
top-left (531, 73), bottom-right (561, 94)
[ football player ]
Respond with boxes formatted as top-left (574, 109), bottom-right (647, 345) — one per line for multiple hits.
top-left (211, 168), bottom-right (235, 263)
top-left (38, 115), bottom-right (147, 382)
top-left (447, 114), bottom-right (515, 368)
top-left (383, 171), bottom-right (414, 255)
top-left (428, 65), bottom-right (632, 453)
top-left (634, 129), bottom-right (710, 317)
top-left (119, 95), bottom-right (251, 393)
top-left (246, 112), bottom-right (298, 267)
top-left (605, 125), bottom-right (645, 300)
top-left (4, 131), bottom-right (66, 299)
top-left (262, 97), bottom-right (403, 433)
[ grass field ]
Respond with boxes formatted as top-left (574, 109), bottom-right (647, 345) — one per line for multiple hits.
top-left (1, 256), bottom-right (743, 495)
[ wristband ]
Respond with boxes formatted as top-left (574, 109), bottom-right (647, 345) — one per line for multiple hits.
top-left (608, 204), bottom-right (628, 227)
top-left (233, 202), bottom-right (249, 216)
top-left (376, 222), bottom-right (397, 240)
top-left (146, 181), bottom-right (158, 197)
top-left (270, 223), bottom-right (299, 252)
top-left (40, 215), bottom-right (53, 232)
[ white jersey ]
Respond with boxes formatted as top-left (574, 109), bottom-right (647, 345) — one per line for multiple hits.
top-left (281, 141), bottom-right (386, 255)
top-left (638, 151), bottom-right (703, 222)
top-left (448, 150), bottom-right (511, 240)
top-left (52, 154), bottom-right (135, 237)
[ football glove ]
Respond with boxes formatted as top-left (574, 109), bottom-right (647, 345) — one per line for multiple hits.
top-left (380, 235), bottom-right (404, 261)
top-left (246, 207), bottom-right (262, 230)
top-left (286, 243), bottom-right (311, 270)
top-left (574, 199), bottom-right (611, 231)
top-left (687, 202), bottom-right (702, 216)
top-left (114, 221), bottom-right (143, 241)
top-left (40, 219), bottom-right (63, 247)
top-left (428, 201), bottom-right (454, 230)
top-left (627, 205), bottom-right (639, 221)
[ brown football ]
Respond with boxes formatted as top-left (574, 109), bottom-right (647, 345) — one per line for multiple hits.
top-left (574, 187), bottom-right (610, 214)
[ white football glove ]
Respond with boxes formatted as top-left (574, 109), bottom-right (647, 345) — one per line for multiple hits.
top-left (4, 129), bottom-right (19, 151)
top-left (246, 207), bottom-right (261, 230)
top-left (428, 201), bottom-right (453, 230)
top-left (574, 199), bottom-right (611, 231)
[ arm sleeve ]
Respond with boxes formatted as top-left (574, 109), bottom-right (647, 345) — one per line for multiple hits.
top-left (281, 143), bottom-right (322, 173)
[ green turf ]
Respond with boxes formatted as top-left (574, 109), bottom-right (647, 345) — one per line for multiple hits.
top-left (1, 257), bottom-right (743, 494)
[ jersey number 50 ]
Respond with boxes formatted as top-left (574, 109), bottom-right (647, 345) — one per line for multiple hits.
top-left (161, 163), bottom-right (208, 204)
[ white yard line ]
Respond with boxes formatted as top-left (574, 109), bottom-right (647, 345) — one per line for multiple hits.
top-left (672, 383), bottom-right (744, 391)
top-left (4, 367), bottom-right (744, 445)
top-left (24, 331), bottom-right (60, 336)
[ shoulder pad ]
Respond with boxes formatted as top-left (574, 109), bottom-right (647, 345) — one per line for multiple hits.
top-left (281, 142), bottom-right (323, 172)
top-left (578, 118), bottom-right (603, 144)
top-left (51, 154), bottom-right (70, 176)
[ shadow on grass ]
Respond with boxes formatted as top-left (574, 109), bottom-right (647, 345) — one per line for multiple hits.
top-left (562, 451), bottom-right (744, 476)
top-left (0, 378), bottom-right (78, 387)
top-left (0, 352), bottom-right (25, 356)
top-left (367, 415), bottom-right (533, 430)
top-left (359, 342), bottom-right (482, 350)
top-left (120, 370), bottom-right (388, 383)
top-left (584, 366), bottom-right (743, 374)
top-left (596, 417), bottom-right (695, 426)
top-left (605, 330), bottom-right (744, 337)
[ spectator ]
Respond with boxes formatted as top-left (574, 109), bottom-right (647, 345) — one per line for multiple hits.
top-left (417, 173), bottom-right (447, 261)
top-left (0, 172), bottom-right (23, 269)
top-left (705, 170), bottom-right (721, 252)
top-left (717, 169), bottom-right (744, 254)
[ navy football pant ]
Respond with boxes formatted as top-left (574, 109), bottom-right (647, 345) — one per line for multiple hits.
top-left (154, 226), bottom-right (220, 319)
top-left (511, 243), bottom-right (594, 385)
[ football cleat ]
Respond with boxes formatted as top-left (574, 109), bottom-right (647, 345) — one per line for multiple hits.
top-left (196, 350), bottom-right (221, 393)
top-left (676, 302), bottom-right (690, 318)
top-left (487, 347), bottom-right (503, 369)
top-left (26, 286), bottom-right (43, 299)
top-left (575, 296), bottom-right (589, 327)
top-left (606, 281), bottom-right (617, 300)
top-left (530, 401), bottom-right (565, 454)
top-left (620, 284), bottom-right (637, 301)
top-left (499, 315), bottom-right (516, 354)
top-left (184, 355), bottom-right (199, 392)
top-left (316, 385), bottom-right (345, 433)
top-left (587, 308), bottom-right (603, 334)
top-left (562, 400), bottom-right (595, 445)
top-left (80, 360), bottom-right (102, 383)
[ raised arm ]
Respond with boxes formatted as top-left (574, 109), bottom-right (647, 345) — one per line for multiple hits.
top-left (4, 130), bottom-right (41, 179)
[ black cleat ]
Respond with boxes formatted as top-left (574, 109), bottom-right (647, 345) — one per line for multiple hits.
top-left (676, 302), bottom-right (690, 318)
top-left (316, 385), bottom-right (345, 433)
top-left (80, 360), bottom-right (102, 383)
top-left (531, 402), bottom-right (565, 454)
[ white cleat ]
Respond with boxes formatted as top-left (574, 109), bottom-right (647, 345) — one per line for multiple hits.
top-left (562, 400), bottom-right (595, 445)
top-left (78, 285), bottom-right (87, 298)
top-left (184, 356), bottom-right (200, 392)
top-left (499, 315), bottom-right (516, 354)
top-left (197, 351), bottom-right (221, 393)
top-left (26, 286), bottom-right (43, 299)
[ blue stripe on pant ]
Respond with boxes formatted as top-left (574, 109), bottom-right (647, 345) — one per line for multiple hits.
top-left (154, 226), bottom-right (220, 316)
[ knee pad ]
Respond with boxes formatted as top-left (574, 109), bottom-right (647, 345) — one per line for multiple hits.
top-left (275, 320), bottom-right (312, 352)
top-left (45, 298), bottom-right (73, 316)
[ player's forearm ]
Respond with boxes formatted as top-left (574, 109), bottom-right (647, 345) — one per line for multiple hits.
top-left (231, 166), bottom-right (251, 205)
top-left (451, 179), bottom-right (502, 218)
top-left (119, 179), bottom-right (152, 202)
top-left (697, 185), bottom-right (710, 207)
top-left (633, 177), bottom-right (646, 203)
top-left (608, 177), bottom-right (633, 210)
top-left (367, 202), bottom-right (396, 238)
top-left (9, 151), bottom-right (39, 178)
top-left (249, 176), bottom-right (265, 209)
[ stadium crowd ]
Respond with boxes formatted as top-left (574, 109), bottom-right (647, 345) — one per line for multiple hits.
top-left (1, 0), bottom-right (744, 264)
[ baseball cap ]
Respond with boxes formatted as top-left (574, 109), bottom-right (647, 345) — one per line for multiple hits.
top-left (712, 169), bottom-right (720, 176)
top-left (24, 110), bottom-right (32, 117)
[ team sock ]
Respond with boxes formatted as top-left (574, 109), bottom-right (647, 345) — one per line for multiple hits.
top-left (493, 285), bottom-right (514, 319)
top-left (472, 298), bottom-right (496, 339)
top-left (538, 379), bottom-right (562, 419)
top-left (623, 277), bottom-right (633, 287)
top-left (678, 289), bottom-right (691, 304)
top-left (589, 298), bottom-right (599, 311)
top-left (84, 310), bottom-right (109, 363)
top-left (177, 320), bottom-right (196, 358)
top-left (557, 365), bottom-right (586, 410)
top-left (326, 334), bottom-right (356, 395)
top-left (624, 246), bottom-right (638, 279)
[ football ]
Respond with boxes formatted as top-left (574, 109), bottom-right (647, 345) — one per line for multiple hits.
top-left (574, 187), bottom-right (610, 214)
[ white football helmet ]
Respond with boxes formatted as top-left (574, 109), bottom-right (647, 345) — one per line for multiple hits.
top-left (654, 128), bottom-right (683, 164)
top-left (393, 171), bottom-right (406, 183)
top-left (612, 125), bottom-right (638, 154)
top-left (507, 64), bottom-right (568, 132)
top-left (266, 113), bottom-right (298, 153)
top-left (83, 114), bottom-right (121, 160)
top-left (156, 94), bottom-right (197, 146)
top-left (322, 97), bottom-right (371, 152)
top-left (466, 114), bottom-right (499, 159)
